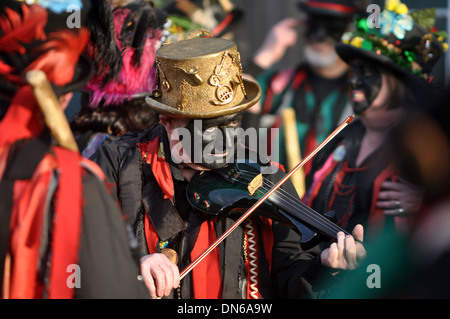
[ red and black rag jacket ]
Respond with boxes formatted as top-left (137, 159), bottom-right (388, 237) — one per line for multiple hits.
top-left (92, 123), bottom-right (345, 299)
top-left (0, 87), bottom-right (148, 299)
top-left (304, 119), bottom-right (407, 238)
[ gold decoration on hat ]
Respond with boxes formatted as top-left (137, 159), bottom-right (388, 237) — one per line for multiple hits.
top-left (417, 33), bottom-right (439, 63)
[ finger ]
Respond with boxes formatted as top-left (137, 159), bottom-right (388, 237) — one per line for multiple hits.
top-left (337, 232), bottom-right (346, 266)
top-left (328, 243), bottom-right (338, 267)
top-left (321, 243), bottom-right (337, 268)
top-left (163, 262), bottom-right (174, 296)
top-left (352, 224), bottom-right (364, 243)
top-left (141, 267), bottom-right (157, 298)
top-left (381, 181), bottom-right (403, 191)
top-left (352, 224), bottom-right (366, 260)
top-left (377, 190), bottom-right (401, 200)
top-left (279, 17), bottom-right (302, 27)
top-left (376, 199), bottom-right (401, 209)
top-left (152, 265), bottom-right (167, 298)
top-left (384, 208), bottom-right (412, 216)
top-left (344, 235), bottom-right (357, 269)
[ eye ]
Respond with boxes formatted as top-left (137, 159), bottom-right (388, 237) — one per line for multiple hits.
top-left (221, 121), bottom-right (239, 129)
top-left (363, 67), bottom-right (375, 76)
top-left (204, 126), bottom-right (218, 134)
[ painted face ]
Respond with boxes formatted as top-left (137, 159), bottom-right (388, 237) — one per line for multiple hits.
top-left (348, 59), bottom-right (382, 115)
top-left (181, 112), bottom-right (243, 170)
top-left (304, 15), bottom-right (351, 43)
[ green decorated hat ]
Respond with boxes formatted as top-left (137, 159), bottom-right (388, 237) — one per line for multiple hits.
top-left (336, 0), bottom-right (447, 82)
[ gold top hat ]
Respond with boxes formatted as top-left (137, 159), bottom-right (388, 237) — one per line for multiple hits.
top-left (145, 37), bottom-right (261, 118)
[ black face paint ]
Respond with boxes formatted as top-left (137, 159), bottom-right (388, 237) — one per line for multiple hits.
top-left (304, 15), bottom-right (351, 43)
top-left (181, 112), bottom-right (243, 170)
top-left (348, 59), bottom-right (382, 114)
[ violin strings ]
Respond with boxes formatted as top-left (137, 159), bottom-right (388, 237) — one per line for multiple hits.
top-left (261, 178), bottom-right (346, 236)
top-left (231, 172), bottom-right (343, 238)
top-left (228, 169), bottom-right (347, 238)
top-left (245, 174), bottom-right (346, 237)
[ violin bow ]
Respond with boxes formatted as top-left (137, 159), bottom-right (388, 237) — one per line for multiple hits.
top-left (179, 115), bottom-right (355, 280)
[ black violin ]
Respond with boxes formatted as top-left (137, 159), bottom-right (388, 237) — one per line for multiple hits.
top-left (187, 159), bottom-right (351, 250)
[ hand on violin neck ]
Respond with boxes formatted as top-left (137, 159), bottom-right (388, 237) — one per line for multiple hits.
top-left (320, 224), bottom-right (366, 271)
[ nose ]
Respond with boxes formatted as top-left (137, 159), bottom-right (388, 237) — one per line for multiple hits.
top-left (305, 24), bottom-right (328, 43)
top-left (349, 70), bottom-right (363, 88)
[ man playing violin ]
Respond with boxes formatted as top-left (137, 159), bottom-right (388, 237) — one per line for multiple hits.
top-left (91, 36), bottom-right (366, 299)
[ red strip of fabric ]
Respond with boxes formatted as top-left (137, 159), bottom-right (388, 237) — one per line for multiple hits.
top-left (368, 164), bottom-right (396, 235)
top-left (47, 147), bottom-right (83, 299)
top-left (138, 138), bottom-right (174, 201)
top-left (8, 156), bottom-right (56, 298)
top-left (305, 1), bottom-right (358, 13)
top-left (303, 129), bottom-right (317, 177)
top-left (292, 68), bottom-right (307, 90)
top-left (306, 154), bottom-right (339, 206)
top-left (262, 82), bottom-right (275, 114)
top-left (304, 153), bottom-right (334, 204)
top-left (212, 12), bottom-right (234, 36)
top-left (0, 86), bottom-right (43, 149)
top-left (261, 217), bottom-right (273, 274)
top-left (144, 213), bottom-right (159, 254)
top-left (191, 221), bottom-right (222, 299)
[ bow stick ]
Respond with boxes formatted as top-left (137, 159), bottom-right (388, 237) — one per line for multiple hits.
top-left (179, 115), bottom-right (355, 280)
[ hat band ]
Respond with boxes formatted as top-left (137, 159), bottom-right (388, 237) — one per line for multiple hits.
top-left (305, 1), bottom-right (358, 14)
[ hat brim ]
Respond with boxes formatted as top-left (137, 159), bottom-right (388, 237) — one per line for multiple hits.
top-left (335, 42), bottom-right (432, 105)
top-left (145, 79), bottom-right (261, 119)
top-left (297, 2), bottom-right (357, 18)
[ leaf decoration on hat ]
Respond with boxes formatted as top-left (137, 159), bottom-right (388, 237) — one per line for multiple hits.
top-left (0, 3), bottom-right (48, 54)
top-left (411, 8), bottom-right (436, 32)
top-left (26, 29), bottom-right (90, 86)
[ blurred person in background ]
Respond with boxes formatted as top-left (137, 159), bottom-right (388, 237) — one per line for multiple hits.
top-left (244, 0), bottom-right (363, 197)
top-left (71, 0), bottom-right (166, 158)
top-left (0, 0), bottom-right (149, 299)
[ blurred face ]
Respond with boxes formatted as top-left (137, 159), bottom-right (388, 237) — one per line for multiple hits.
top-left (304, 15), bottom-right (351, 43)
top-left (349, 63), bottom-right (403, 131)
top-left (348, 59), bottom-right (382, 115)
top-left (303, 15), bottom-right (350, 68)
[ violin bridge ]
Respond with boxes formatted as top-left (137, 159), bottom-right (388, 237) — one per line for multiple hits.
top-left (247, 173), bottom-right (263, 196)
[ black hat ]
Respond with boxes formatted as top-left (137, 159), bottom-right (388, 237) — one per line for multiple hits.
top-left (297, 0), bottom-right (361, 18)
top-left (0, 0), bottom-right (94, 98)
top-left (335, 1), bottom-right (447, 85)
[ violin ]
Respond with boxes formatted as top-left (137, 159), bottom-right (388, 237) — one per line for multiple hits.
top-left (180, 115), bottom-right (357, 280)
top-left (187, 159), bottom-right (349, 250)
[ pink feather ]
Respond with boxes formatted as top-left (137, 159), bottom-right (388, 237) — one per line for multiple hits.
top-left (85, 8), bottom-right (161, 106)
